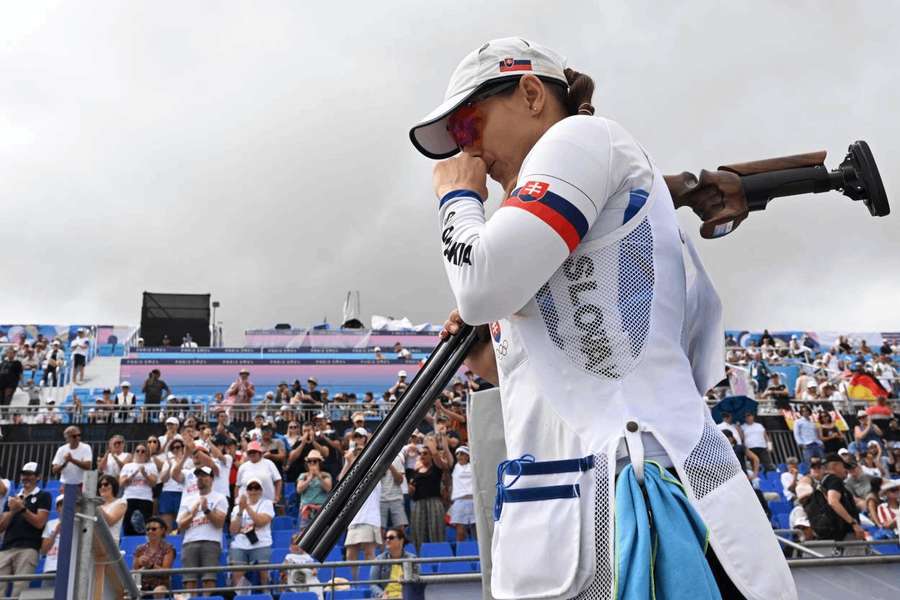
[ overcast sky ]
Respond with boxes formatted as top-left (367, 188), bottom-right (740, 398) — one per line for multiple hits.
top-left (2, 1), bottom-right (898, 344)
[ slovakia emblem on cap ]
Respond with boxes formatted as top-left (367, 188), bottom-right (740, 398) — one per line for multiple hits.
top-left (490, 321), bottom-right (502, 343)
top-left (516, 180), bottom-right (550, 202)
top-left (499, 58), bottom-right (532, 72)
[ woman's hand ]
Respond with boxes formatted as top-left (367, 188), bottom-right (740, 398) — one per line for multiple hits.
top-left (441, 309), bottom-right (498, 385)
top-left (433, 155), bottom-right (489, 201)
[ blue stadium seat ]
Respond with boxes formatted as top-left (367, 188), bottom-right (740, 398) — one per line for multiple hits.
top-left (233, 595), bottom-right (273, 600)
top-left (272, 515), bottom-right (295, 530)
top-left (772, 512), bottom-right (791, 530)
top-left (272, 529), bottom-right (295, 547)
top-left (876, 543), bottom-right (900, 555)
top-left (280, 593), bottom-right (320, 600)
top-left (419, 542), bottom-right (453, 557)
top-left (324, 591), bottom-right (368, 600)
top-left (456, 541), bottom-right (478, 557)
top-left (436, 561), bottom-right (475, 574)
top-left (768, 500), bottom-right (792, 515)
top-left (120, 536), bottom-right (145, 554)
top-left (418, 542), bottom-right (453, 574)
top-left (320, 545), bottom-right (342, 563)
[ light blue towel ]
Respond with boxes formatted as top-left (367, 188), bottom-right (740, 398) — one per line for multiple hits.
top-left (615, 462), bottom-right (721, 600)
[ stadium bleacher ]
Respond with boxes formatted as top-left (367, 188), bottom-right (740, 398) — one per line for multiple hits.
top-left (0, 325), bottom-right (897, 597)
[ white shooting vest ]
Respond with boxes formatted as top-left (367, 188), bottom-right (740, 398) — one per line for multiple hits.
top-left (487, 167), bottom-right (796, 600)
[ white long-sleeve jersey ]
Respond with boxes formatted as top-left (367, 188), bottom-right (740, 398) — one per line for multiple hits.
top-left (438, 116), bottom-right (653, 326)
top-left (436, 115), bottom-right (795, 600)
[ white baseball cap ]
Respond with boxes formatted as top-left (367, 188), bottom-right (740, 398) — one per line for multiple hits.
top-left (398, 370), bottom-right (408, 378)
top-left (409, 37), bottom-right (568, 159)
top-left (120, 381), bottom-right (131, 388)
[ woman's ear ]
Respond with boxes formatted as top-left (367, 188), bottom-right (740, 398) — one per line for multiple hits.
top-left (518, 74), bottom-right (546, 115)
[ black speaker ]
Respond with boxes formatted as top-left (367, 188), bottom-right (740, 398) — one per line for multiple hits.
top-left (140, 292), bottom-right (211, 346)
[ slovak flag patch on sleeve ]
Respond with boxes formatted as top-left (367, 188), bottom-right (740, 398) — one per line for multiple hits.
top-left (502, 180), bottom-right (589, 252)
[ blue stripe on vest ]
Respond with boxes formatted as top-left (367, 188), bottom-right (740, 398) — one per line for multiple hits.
top-left (623, 188), bottom-right (648, 224)
top-left (508, 455), bottom-right (594, 477)
top-left (502, 484), bottom-right (581, 503)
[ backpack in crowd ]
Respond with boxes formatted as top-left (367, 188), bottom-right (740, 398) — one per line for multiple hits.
top-left (804, 474), bottom-right (850, 541)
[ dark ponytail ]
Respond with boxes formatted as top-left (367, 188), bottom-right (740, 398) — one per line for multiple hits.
top-left (563, 67), bottom-right (595, 116)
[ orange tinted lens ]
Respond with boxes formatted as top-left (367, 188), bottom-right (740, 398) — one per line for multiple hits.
top-left (447, 105), bottom-right (481, 148)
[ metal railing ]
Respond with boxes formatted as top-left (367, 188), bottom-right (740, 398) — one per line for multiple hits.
top-left (0, 399), bottom-right (398, 426)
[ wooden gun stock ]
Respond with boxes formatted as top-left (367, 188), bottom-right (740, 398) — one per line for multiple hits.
top-left (718, 150), bottom-right (827, 176)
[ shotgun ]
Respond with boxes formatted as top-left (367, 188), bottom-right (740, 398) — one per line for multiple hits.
top-left (669, 140), bottom-right (889, 239)
top-left (299, 325), bottom-right (480, 561)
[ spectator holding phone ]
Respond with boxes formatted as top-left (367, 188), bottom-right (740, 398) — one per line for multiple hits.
top-left (229, 477), bottom-right (275, 593)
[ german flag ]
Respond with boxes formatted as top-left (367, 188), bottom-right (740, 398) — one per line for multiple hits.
top-left (847, 372), bottom-right (889, 402)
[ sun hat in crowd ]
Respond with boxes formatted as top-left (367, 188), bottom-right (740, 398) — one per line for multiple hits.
top-left (239, 368), bottom-right (250, 374)
top-left (409, 37), bottom-right (568, 159)
top-left (308, 377), bottom-right (318, 384)
top-left (455, 446), bottom-right (470, 456)
top-left (857, 409), bottom-right (868, 417)
top-left (246, 477), bottom-right (264, 488)
top-left (166, 394), bottom-right (177, 402)
top-left (795, 482), bottom-right (814, 501)
top-left (165, 416), bottom-right (180, 425)
top-left (837, 448), bottom-right (850, 457)
top-left (353, 427), bottom-right (368, 437)
top-left (246, 441), bottom-right (263, 453)
top-left (20, 462), bottom-right (38, 474)
top-left (121, 381), bottom-right (130, 388)
top-left (194, 465), bottom-right (213, 477)
top-left (307, 449), bottom-right (324, 461)
top-left (881, 479), bottom-right (900, 496)
top-left (398, 370), bottom-right (408, 378)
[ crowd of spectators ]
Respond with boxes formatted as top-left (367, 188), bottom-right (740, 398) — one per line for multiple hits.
top-left (725, 332), bottom-right (899, 404)
top-left (0, 365), bottom-right (483, 598)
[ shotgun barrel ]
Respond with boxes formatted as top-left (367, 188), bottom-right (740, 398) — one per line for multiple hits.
top-left (299, 325), bottom-right (479, 562)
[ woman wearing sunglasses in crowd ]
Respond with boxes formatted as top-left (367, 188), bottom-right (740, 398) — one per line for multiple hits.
top-left (132, 516), bottom-right (175, 594)
top-left (369, 528), bottom-right (418, 600)
top-left (120, 444), bottom-right (159, 535)
top-left (413, 38), bottom-right (794, 600)
top-left (157, 436), bottom-right (187, 530)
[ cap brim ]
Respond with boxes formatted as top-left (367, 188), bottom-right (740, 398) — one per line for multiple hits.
top-left (409, 88), bottom-right (474, 160)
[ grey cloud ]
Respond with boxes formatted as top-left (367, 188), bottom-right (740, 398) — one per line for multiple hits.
top-left (1, 1), bottom-right (897, 341)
